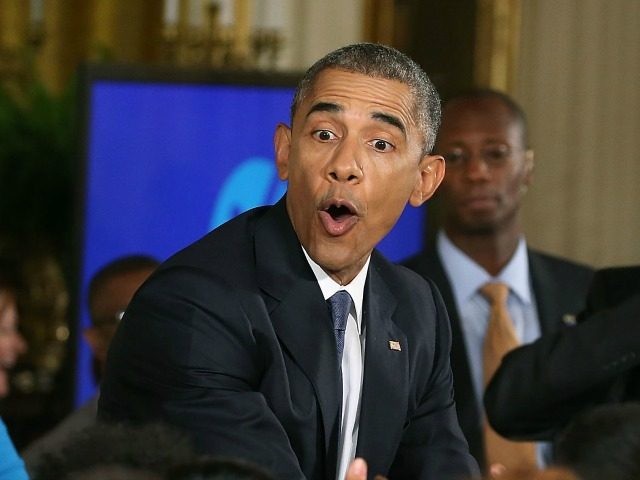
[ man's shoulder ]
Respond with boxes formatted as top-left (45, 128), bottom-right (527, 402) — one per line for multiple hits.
top-left (161, 205), bottom-right (272, 273)
top-left (399, 244), bottom-right (440, 274)
top-left (373, 250), bottom-right (442, 308)
top-left (592, 265), bottom-right (640, 287)
top-left (586, 265), bottom-right (640, 310)
top-left (375, 249), bottom-right (427, 283)
top-left (528, 248), bottom-right (594, 279)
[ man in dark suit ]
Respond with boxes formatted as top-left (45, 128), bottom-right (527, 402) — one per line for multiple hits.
top-left (402, 90), bottom-right (593, 473)
top-left (98, 43), bottom-right (478, 480)
top-left (485, 266), bottom-right (640, 441)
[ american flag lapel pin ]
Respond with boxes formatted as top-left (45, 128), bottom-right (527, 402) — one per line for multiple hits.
top-left (388, 340), bottom-right (401, 351)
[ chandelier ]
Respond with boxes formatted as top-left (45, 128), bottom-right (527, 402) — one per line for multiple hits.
top-left (161, 0), bottom-right (285, 69)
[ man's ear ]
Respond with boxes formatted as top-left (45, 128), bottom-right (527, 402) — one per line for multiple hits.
top-left (274, 123), bottom-right (292, 180)
top-left (82, 327), bottom-right (101, 355)
top-left (409, 154), bottom-right (445, 207)
top-left (523, 148), bottom-right (534, 186)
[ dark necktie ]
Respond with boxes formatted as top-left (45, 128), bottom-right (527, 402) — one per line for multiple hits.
top-left (327, 290), bottom-right (352, 365)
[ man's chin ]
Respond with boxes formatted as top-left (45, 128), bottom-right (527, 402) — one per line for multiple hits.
top-left (457, 218), bottom-right (501, 236)
top-left (313, 248), bottom-right (367, 284)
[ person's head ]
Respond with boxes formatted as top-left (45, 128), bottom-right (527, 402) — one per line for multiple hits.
top-left (0, 258), bottom-right (27, 398)
top-left (435, 89), bottom-right (534, 239)
top-left (83, 255), bottom-right (159, 376)
top-left (483, 466), bottom-right (579, 480)
top-left (553, 402), bottom-right (640, 480)
top-left (31, 421), bottom-right (196, 480)
top-left (167, 457), bottom-right (275, 480)
top-left (276, 42), bottom-right (445, 284)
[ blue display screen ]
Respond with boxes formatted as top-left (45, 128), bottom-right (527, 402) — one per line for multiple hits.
top-left (76, 72), bottom-right (425, 406)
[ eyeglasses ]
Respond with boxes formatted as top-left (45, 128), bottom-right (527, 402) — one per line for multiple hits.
top-left (92, 309), bottom-right (125, 328)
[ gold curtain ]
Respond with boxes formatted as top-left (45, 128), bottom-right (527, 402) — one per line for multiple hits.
top-left (474, 0), bottom-right (521, 93)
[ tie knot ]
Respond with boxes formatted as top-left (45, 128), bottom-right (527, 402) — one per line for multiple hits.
top-left (480, 282), bottom-right (509, 306)
top-left (328, 290), bottom-right (352, 332)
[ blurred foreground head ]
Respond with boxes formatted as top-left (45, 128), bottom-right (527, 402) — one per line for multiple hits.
top-left (31, 421), bottom-right (196, 480)
top-left (553, 402), bottom-right (640, 480)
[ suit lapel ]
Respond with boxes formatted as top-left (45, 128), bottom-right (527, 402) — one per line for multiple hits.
top-left (254, 200), bottom-right (341, 473)
top-left (356, 260), bottom-right (409, 472)
top-left (528, 251), bottom-right (564, 334)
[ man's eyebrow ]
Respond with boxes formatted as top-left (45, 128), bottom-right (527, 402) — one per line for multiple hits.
top-left (372, 112), bottom-right (406, 135)
top-left (306, 101), bottom-right (342, 118)
top-left (305, 102), bottom-right (407, 136)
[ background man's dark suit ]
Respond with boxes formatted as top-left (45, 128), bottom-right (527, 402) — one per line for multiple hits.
top-left (485, 266), bottom-right (640, 440)
top-left (402, 245), bottom-right (593, 469)
top-left (99, 200), bottom-right (477, 480)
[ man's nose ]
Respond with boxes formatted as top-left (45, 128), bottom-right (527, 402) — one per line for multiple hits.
top-left (15, 331), bottom-right (27, 354)
top-left (326, 139), bottom-right (363, 183)
top-left (464, 153), bottom-right (490, 181)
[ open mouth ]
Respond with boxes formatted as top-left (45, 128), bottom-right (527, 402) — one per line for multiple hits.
top-left (319, 201), bottom-right (359, 236)
top-left (463, 195), bottom-right (497, 210)
top-left (326, 204), bottom-right (354, 220)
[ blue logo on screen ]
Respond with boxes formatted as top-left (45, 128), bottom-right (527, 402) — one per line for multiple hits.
top-left (209, 157), bottom-right (287, 230)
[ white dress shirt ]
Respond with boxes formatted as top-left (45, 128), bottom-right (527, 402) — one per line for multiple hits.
top-left (303, 247), bottom-right (368, 480)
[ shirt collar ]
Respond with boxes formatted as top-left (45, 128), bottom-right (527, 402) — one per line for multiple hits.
top-left (437, 230), bottom-right (532, 305)
top-left (302, 247), bottom-right (369, 333)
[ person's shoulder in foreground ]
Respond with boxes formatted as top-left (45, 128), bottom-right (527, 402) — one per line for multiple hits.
top-left (485, 265), bottom-right (640, 440)
top-left (99, 42), bottom-right (478, 480)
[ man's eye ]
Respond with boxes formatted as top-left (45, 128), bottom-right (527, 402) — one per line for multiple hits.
top-left (482, 146), bottom-right (510, 163)
top-left (313, 130), bottom-right (336, 141)
top-left (371, 139), bottom-right (394, 152)
top-left (444, 151), bottom-right (466, 165)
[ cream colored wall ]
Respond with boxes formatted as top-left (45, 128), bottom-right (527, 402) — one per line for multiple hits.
top-left (515, 0), bottom-right (640, 268)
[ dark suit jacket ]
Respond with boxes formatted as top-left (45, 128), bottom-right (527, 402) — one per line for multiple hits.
top-left (402, 244), bottom-right (593, 470)
top-left (98, 199), bottom-right (478, 480)
top-left (485, 266), bottom-right (640, 441)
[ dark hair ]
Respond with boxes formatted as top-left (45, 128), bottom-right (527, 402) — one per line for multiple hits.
top-left (0, 256), bottom-right (22, 294)
top-left (553, 402), bottom-right (640, 480)
top-left (31, 422), bottom-right (196, 480)
top-left (442, 88), bottom-right (529, 147)
top-left (88, 254), bottom-right (159, 309)
top-left (167, 457), bottom-right (275, 480)
top-left (291, 42), bottom-right (441, 155)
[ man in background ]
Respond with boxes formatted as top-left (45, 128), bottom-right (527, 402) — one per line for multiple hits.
top-left (402, 89), bottom-right (593, 474)
top-left (22, 255), bottom-right (159, 473)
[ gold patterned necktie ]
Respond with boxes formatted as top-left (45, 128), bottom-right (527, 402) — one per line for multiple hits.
top-left (480, 282), bottom-right (537, 473)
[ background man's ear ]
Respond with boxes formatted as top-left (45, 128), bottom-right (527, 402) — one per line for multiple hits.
top-left (524, 149), bottom-right (535, 177)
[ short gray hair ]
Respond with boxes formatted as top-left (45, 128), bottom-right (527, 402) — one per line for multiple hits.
top-left (291, 43), bottom-right (441, 155)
